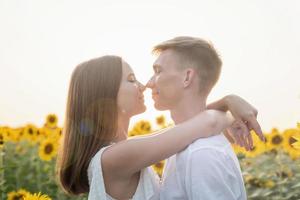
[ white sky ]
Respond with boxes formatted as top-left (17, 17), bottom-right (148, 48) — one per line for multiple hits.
top-left (1, 0), bottom-right (300, 132)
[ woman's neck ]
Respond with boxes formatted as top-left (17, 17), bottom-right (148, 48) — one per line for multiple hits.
top-left (114, 115), bottom-right (130, 142)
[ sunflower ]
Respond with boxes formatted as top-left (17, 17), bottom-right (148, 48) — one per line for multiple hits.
top-left (266, 128), bottom-right (283, 150)
top-left (128, 129), bottom-right (137, 137)
top-left (45, 114), bottom-right (58, 128)
top-left (138, 120), bottom-right (152, 134)
top-left (37, 127), bottom-right (50, 142)
top-left (38, 138), bottom-right (58, 161)
top-left (0, 127), bottom-right (16, 148)
top-left (244, 141), bottom-right (265, 158)
top-left (13, 127), bottom-right (25, 142)
top-left (7, 189), bottom-right (30, 200)
top-left (231, 143), bottom-right (246, 157)
top-left (156, 115), bottom-right (166, 128)
top-left (128, 124), bottom-right (140, 137)
top-left (23, 192), bottom-right (52, 200)
top-left (282, 128), bottom-right (300, 159)
top-left (0, 127), bottom-right (11, 147)
top-left (276, 168), bottom-right (293, 179)
top-left (39, 127), bottom-right (61, 141)
top-left (23, 124), bottom-right (39, 144)
top-left (244, 173), bottom-right (253, 184)
top-left (152, 160), bottom-right (165, 177)
top-left (244, 130), bottom-right (266, 158)
top-left (129, 120), bottom-right (152, 136)
top-left (292, 135), bottom-right (300, 149)
top-left (294, 122), bottom-right (300, 149)
top-left (7, 128), bottom-right (22, 142)
top-left (263, 180), bottom-right (275, 188)
top-left (0, 130), bottom-right (4, 149)
top-left (246, 176), bottom-right (264, 187)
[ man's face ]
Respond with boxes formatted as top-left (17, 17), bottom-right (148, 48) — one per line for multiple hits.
top-left (146, 49), bottom-right (184, 110)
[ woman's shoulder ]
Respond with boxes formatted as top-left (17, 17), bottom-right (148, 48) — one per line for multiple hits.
top-left (87, 145), bottom-right (115, 200)
top-left (98, 143), bottom-right (117, 171)
top-left (88, 145), bottom-right (114, 180)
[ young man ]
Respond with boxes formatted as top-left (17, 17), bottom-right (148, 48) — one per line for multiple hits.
top-left (146, 36), bottom-right (264, 199)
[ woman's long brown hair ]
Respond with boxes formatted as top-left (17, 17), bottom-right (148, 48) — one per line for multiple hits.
top-left (56, 55), bottom-right (122, 196)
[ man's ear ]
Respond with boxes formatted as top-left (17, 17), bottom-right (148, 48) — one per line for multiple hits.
top-left (183, 68), bottom-right (196, 88)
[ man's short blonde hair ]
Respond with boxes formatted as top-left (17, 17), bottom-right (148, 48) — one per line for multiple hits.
top-left (153, 36), bottom-right (222, 95)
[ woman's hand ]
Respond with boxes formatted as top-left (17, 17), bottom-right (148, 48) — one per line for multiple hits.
top-left (224, 120), bottom-right (253, 151)
top-left (207, 94), bottom-right (265, 150)
top-left (224, 95), bottom-right (264, 140)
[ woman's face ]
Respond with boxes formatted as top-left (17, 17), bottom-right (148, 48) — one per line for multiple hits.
top-left (117, 61), bottom-right (146, 117)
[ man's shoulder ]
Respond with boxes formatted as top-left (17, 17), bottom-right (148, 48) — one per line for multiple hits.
top-left (188, 133), bottom-right (230, 151)
top-left (176, 133), bottom-right (231, 161)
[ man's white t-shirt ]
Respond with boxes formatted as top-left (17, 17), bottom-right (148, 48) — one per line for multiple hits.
top-left (160, 133), bottom-right (247, 200)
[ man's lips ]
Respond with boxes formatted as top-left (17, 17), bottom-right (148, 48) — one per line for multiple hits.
top-left (152, 90), bottom-right (159, 100)
top-left (152, 93), bottom-right (158, 100)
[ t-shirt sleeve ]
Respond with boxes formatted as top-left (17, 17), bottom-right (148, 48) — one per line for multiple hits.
top-left (184, 148), bottom-right (243, 200)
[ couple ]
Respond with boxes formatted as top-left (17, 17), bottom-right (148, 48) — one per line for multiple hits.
top-left (56, 36), bottom-right (264, 200)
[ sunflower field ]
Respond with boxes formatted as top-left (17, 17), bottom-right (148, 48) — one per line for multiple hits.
top-left (1, 114), bottom-right (300, 200)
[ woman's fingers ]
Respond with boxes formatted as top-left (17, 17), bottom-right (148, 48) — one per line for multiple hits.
top-left (246, 117), bottom-right (265, 142)
top-left (246, 132), bottom-right (254, 150)
top-left (234, 121), bottom-right (245, 148)
top-left (240, 122), bottom-right (251, 151)
top-left (232, 120), bottom-right (253, 151)
top-left (223, 129), bottom-right (235, 144)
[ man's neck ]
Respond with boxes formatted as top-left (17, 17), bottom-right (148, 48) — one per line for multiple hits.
top-left (170, 95), bottom-right (207, 125)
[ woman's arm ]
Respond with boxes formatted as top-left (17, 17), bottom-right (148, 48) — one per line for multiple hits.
top-left (207, 94), bottom-right (265, 150)
top-left (102, 110), bottom-right (233, 179)
top-left (207, 94), bottom-right (263, 138)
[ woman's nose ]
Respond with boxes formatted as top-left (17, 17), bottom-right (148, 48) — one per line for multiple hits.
top-left (138, 82), bottom-right (146, 92)
top-left (146, 77), bottom-right (154, 88)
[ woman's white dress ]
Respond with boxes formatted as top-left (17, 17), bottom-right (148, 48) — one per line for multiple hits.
top-left (87, 146), bottom-right (160, 200)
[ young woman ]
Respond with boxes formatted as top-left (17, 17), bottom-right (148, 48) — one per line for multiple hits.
top-left (56, 55), bottom-right (259, 200)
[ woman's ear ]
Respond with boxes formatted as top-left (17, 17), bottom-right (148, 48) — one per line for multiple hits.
top-left (183, 68), bottom-right (196, 88)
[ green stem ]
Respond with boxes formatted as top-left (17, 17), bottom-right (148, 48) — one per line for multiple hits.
top-left (0, 146), bottom-right (5, 200)
top-left (275, 150), bottom-right (284, 197)
top-left (36, 147), bottom-right (41, 192)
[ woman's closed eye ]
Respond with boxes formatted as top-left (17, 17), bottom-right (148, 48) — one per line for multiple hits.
top-left (128, 74), bottom-right (137, 82)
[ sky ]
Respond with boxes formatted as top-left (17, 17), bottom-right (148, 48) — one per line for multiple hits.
top-left (0, 0), bottom-right (300, 132)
